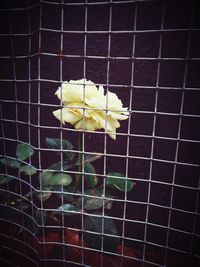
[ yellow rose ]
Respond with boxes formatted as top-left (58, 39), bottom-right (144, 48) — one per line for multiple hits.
top-left (53, 79), bottom-right (129, 140)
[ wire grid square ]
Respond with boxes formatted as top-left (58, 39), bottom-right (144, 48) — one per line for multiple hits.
top-left (0, 0), bottom-right (200, 267)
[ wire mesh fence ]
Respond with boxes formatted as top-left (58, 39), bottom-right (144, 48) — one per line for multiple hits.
top-left (0, 0), bottom-right (200, 266)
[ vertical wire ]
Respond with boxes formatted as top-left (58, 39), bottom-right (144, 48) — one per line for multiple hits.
top-left (100, 1), bottom-right (112, 265)
top-left (181, 6), bottom-right (197, 267)
top-left (0, 96), bottom-right (14, 258)
top-left (27, 0), bottom-right (38, 261)
top-left (0, 27), bottom-right (11, 252)
top-left (0, 23), bottom-right (16, 257)
top-left (0, 106), bottom-right (7, 175)
top-left (37, 1), bottom-right (47, 263)
top-left (60, 1), bottom-right (66, 265)
top-left (120, 2), bottom-right (137, 267)
top-left (58, 4), bottom-right (64, 265)
top-left (7, 0), bottom-right (27, 258)
top-left (142, 1), bottom-right (165, 266)
top-left (81, 0), bottom-right (88, 265)
top-left (163, 2), bottom-right (195, 266)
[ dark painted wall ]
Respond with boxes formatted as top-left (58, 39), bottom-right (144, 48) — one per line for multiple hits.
top-left (0, 0), bottom-right (200, 266)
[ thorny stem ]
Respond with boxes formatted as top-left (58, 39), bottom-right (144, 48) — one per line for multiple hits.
top-left (76, 132), bottom-right (83, 189)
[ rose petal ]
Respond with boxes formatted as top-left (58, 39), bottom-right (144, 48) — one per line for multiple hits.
top-left (53, 79), bottom-right (129, 140)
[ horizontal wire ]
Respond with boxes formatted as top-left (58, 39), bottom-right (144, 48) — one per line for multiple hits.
top-left (1, 79), bottom-right (200, 92)
top-left (1, 101), bottom-right (200, 119)
top-left (40, 0), bottom-right (160, 6)
top-left (0, 0), bottom-right (161, 11)
top-left (1, 52), bottom-right (200, 61)
top-left (1, 119), bottom-right (200, 146)
top-left (0, 27), bottom-right (200, 37)
top-left (0, 2), bottom-right (40, 11)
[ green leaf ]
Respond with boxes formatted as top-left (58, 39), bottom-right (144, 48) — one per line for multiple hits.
top-left (84, 163), bottom-right (98, 188)
top-left (20, 165), bottom-right (37, 176)
top-left (83, 212), bottom-right (119, 252)
top-left (106, 172), bottom-right (134, 192)
top-left (84, 198), bottom-right (104, 210)
top-left (56, 204), bottom-right (81, 216)
top-left (40, 171), bottom-right (72, 187)
top-left (16, 143), bottom-right (34, 161)
top-left (35, 190), bottom-right (52, 202)
top-left (46, 137), bottom-right (73, 150)
top-left (77, 188), bottom-right (113, 211)
top-left (0, 157), bottom-right (20, 168)
top-left (40, 171), bottom-right (54, 186)
top-left (46, 137), bottom-right (74, 160)
top-left (96, 188), bottom-right (114, 210)
top-left (55, 185), bottom-right (76, 202)
top-left (0, 174), bottom-right (15, 184)
top-left (53, 173), bottom-right (73, 186)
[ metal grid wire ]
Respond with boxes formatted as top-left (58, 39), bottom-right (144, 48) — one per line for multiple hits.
top-left (0, 0), bottom-right (200, 266)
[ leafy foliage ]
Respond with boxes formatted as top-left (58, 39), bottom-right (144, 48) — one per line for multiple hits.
top-left (16, 143), bottom-right (34, 161)
top-left (40, 171), bottom-right (72, 187)
top-left (84, 163), bottom-right (98, 188)
top-left (77, 188), bottom-right (113, 211)
top-left (0, 143), bottom-right (36, 179)
top-left (0, 174), bottom-right (15, 184)
top-left (35, 189), bottom-right (52, 202)
top-left (55, 185), bottom-right (76, 202)
top-left (21, 165), bottom-right (37, 175)
top-left (0, 137), bottom-right (135, 253)
top-left (0, 157), bottom-right (20, 168)
top-left (56, 204), bottom-right (81, 216)
top-left (46, 137), bottom-right (74, 161)
top-left (53, 173), bottom-right (73, 186)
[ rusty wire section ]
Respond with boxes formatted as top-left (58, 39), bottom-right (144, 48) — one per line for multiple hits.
top-left (0, 0), bottom-right (200, 267)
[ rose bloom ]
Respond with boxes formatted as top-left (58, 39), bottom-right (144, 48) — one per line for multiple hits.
top-left (53, 79), bottom-right (129, 140)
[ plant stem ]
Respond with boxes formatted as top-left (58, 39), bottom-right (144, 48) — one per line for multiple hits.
top-left (76, 132), bottom-right (83, 189)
